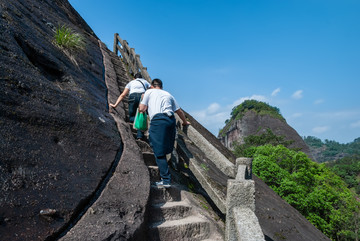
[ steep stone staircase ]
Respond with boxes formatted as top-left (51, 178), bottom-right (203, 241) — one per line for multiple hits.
top-left (104, 40), bottom-right (225, 240)
top-left (134, 130), bottom-right (224, 240)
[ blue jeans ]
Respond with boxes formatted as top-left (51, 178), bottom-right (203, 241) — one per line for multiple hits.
top-left (128, 92), bottom-right (144, 139)
top-left (155, 155), bottom-right (170, 185)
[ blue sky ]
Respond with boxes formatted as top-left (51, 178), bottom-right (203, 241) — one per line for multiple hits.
top-left (69, 0), bottom-right (360, 144)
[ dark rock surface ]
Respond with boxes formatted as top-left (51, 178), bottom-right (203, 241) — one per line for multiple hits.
top-left (219, 110), bottom-right (313, 159)
top-left (0, 0), bottom-right (149, 240)
top-left (58, 41), bottom-right (150, 241)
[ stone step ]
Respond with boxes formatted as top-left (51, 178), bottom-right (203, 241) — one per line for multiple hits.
top-left (136, 139), bottom-right (153, 152)
top-left (149, 200), bottom-right (193, 222)
top-left (201, 238), bottom-right (224, 241)
top-left (148, 166), bottom-right (160, 182)
top-left (150, 185), bottom-right (182, 204)
top-left (143, 152), bottom-right (156, 166)
top-left (148, 215), bottom-right (211, 241)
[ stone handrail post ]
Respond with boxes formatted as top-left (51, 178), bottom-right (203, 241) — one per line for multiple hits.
top-left (113, 33), bottom-right (151, 82)
top-left (226, 158), bottom-right (265, 241)
top-left (235, 157), bottom-right (252, 180)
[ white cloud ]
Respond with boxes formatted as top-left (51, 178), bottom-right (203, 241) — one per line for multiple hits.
top-left (351, 120), bottom-right (360, 128)
top-left (292, 113), bottom-right (303, 118)
top-left (312, 126), bottom-right (330, 134)
top-left (207, 103), bottom-right (221, 114)
top-left (292, 90), bottom-right (303, 100)
top-left (271, 88), bottom-right (281, 97)
top-left (314, 99), bottom-right (324, 105)
top-left (190, 102), bottom-right (230, 129)
top-left (190, 94), bottom-right (269, 135)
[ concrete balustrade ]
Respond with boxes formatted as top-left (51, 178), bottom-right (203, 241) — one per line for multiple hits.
top-left (175, 114), bottom-right (236, 178)
top-left (225, 161), bottom-right (264, 241)
top-left (232, 207), bottom-right (265, 241)
top-left (235, 157), bottom-right (253, 180)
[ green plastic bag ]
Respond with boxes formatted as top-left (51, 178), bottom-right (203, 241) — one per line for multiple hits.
top-left (133, 109), bottom-right (148, 131)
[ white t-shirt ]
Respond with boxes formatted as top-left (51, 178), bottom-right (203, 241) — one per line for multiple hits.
top-left (141, 89), bottom-right (180, 120)
top-left (125, 78), bottom-right (150, 94)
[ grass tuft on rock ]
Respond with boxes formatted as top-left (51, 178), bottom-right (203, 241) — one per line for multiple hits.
top-left (54, 25), bottom-right (85, 50)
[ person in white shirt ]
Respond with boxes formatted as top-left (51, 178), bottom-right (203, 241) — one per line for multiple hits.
top-left (139, 78), bottom-right (190, 187)
top-left (110, 73), bottom-right (150, 139)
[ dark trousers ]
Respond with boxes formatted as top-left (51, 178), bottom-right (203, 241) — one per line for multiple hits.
top-left (155, 155), bottom-right (170, 185)
top-left (149, 113), bottom-right (176, 184)
top-left (128, 92), bottom-right (144, 139)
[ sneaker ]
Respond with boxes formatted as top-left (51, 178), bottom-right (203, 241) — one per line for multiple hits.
top-left (155, 180), bottom-right (171, 188)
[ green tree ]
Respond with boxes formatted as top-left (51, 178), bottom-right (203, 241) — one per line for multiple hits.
top-left (326, 155), bottom-right (360, 194)
top-left (241, 144), bottom-right (360, 240)
top-left (233, 128), bottom-right (294, 157)
top-left (304, 136), bottom-right (360, 163)
top-left (230, 99), bottom-right (285, 122)
top-left (304, 136), bottom-right (323, 148)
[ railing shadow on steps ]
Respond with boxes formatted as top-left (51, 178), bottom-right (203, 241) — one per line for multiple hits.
top-left (113, 34), bottom-right (265, 241)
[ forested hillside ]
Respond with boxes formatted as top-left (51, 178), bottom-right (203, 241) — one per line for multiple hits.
top-left (219, 100), bottom-right (313, 158)
top-left (232, 132), bottom-right (360, 240)
top-left (221, 101), bottom-right (360, 240)
top-left (304, 136), bottom-right (360, 163)
top-left (304, 137), bottom-right (360, 195)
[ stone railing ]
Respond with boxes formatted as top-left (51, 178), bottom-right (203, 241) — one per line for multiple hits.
top-left (176, 116), bottom-right (265, 241)
top-left (225, 158), bottom-right (264, 241)
top-left (113, 33), bottom-right (151, 82)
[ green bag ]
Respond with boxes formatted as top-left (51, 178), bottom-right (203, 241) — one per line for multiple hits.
top-left (133, 109), bottom-right (148, 131)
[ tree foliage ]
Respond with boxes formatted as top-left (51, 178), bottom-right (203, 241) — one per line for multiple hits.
top-left (230, 99), bottom-right (285, 122)
top-left (326, 155), bottom-right (360, 195)
top-left (246, 145), bottom-right (360, 240)
top-left (233, 128), bottom-right (295, 157)
top-left (220, 101), bottom-right (360, 239)
top-left (304, 136), bottom-right (360, 163)
top-left (305, 136), bottom-right (360, 196)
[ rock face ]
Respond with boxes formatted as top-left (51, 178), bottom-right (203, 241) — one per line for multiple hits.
top-left (0, 0), bottom-right (148, 240)
top-left (219, 110), bottom-right (313, 158)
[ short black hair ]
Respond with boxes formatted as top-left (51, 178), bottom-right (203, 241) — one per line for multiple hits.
top-left (135, 72), bottom-right (142, 79)
top-left (151, 78), bottom-right (163, 88)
